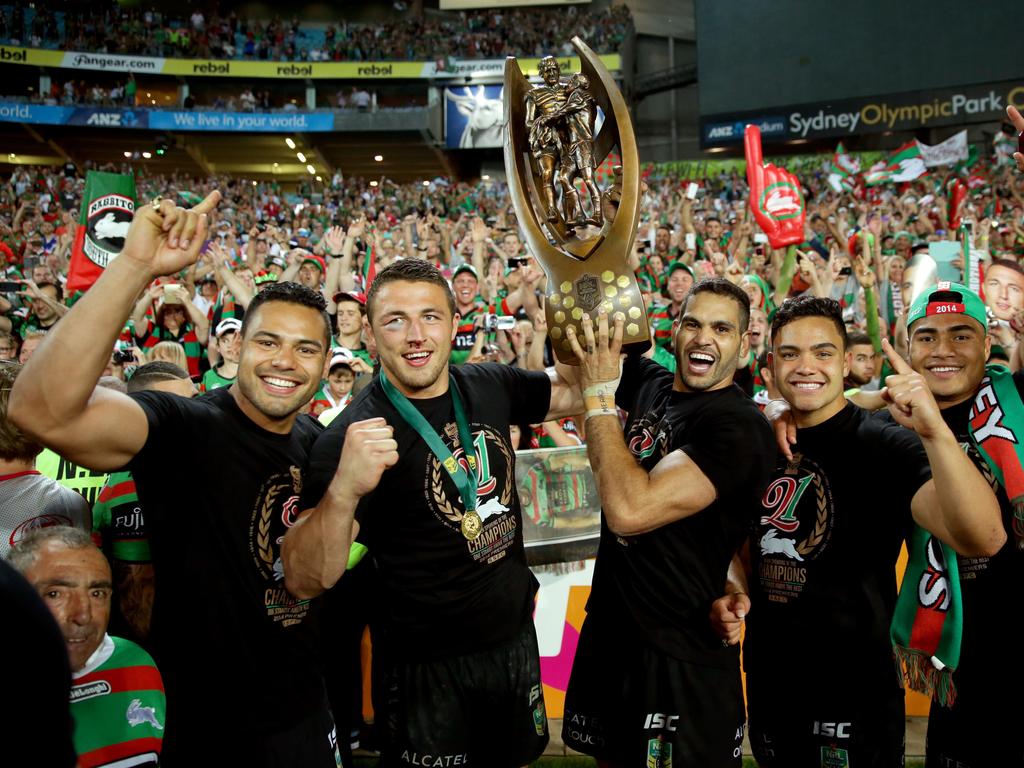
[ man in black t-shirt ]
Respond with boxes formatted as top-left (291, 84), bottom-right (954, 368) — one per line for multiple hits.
top-left (899, 283), bottom-right (1024, 768)
top-left (283, 259), bottom-right (585, 768)
top-left (560, 278), bottom-right (776, 768)
top-left (9, 193), bottom-right (343, 767)
top-left (717, 296), bottom-right (1003, 768)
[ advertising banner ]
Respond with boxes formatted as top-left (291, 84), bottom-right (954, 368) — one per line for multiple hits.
top-left (0, 45), bottom-right (619, 80)
top-left (148, 110), bottom-right (335, 132)
top-left (517, 446), bottom-right (601, 565)
top-left (701, 79), bottom-right (1024, 147)
top-left (0, 103), bottom-right (334, 132)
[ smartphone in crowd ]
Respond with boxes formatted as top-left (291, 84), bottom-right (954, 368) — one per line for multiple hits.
top-left (685, 232), bottom-right (696, 251)
top-left (0, 281), bottom-right (22, 292)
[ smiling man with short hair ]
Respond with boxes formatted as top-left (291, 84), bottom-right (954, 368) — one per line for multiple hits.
top-left (9, 193), bottom-right (343, 766)
top-left (733, 295), bottom-right (1003, 768)
top-left (285, 257), bottom-right (585, 768)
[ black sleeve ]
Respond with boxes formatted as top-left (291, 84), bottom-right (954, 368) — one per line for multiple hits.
top-left (872, 419), bottom-right (932, 509)
top-left (458, 362), bottom-right (551, 426)
top-left (617, 353), bottom-right (672, 416)
top-left (127, 390), bottom-right (199, 470)
top-left (300, 422), bottom-right (347, 512)
top-left (681, 396), bottom-right (776, 503)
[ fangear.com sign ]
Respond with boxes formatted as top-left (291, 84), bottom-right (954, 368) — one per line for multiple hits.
top-left (84, 195), bottom-right (134, 268)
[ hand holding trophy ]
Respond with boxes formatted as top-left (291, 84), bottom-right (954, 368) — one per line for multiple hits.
top-left (505, 38), bottom-right (649, 364)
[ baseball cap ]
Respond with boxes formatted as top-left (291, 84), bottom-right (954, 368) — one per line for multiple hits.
top-left (215, 317), bottom-right (242, 338)
top-left (297, 228), bottom-right (311, 238)
top-left (254, 270), bottom-right (277, 285)
top-left (332, 290), bottom-right (367, 306)
top-left (328, 348), bottom-right (355, 371)
top-left (452, 263), bottom-right (478, 280)
top-left (301, 254), bottom-right (326, 273)
top-left (666, 261), bottom-right (694, 279)
top-left (906, 281), bottom-right (987, 331)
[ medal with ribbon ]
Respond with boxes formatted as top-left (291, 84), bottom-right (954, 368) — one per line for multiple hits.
top-left (379, 371), bottom-right (483, 540)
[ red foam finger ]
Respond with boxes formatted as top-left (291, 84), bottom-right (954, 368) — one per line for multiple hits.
top-left (744, 125), bottom-right (766, 191)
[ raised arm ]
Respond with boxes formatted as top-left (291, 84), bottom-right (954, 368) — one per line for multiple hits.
top-left (562, 309), bottom-right (719, 535)
top-left (880, 339), bottom-right (1005, 557)
top-left (9, 193), bottom-right (220, 470)
top-left (283, 418), bottom-right (397, 599)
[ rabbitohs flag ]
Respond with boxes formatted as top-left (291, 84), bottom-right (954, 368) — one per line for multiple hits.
top-left (864, 141), bottom-right (928, 186)
top-left (827, 142), bottom-right (859, 192)
top-left (67, 172), bottom-right (137, 293)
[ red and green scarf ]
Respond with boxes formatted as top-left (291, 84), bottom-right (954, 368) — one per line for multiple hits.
top-left (892, 365), bottom-right (1024, 706)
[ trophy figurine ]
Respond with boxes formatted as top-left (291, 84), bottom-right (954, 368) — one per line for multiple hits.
top-left (505, 37), bottom-right (649, 364)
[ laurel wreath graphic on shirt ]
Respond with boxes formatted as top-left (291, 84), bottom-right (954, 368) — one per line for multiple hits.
top-left (431, 425), bottom-right (514, 525)
top-left (256, 483), bottom-right (285, 573)
top-left (796, 476), bottom-right (828, 556)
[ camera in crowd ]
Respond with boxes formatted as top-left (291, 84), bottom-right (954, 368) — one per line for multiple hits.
top-left (482, 314), bottom-right (517, 331)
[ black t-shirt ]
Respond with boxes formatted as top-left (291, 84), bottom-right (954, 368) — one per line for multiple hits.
top-left (935, 371), bottom-right (1024, 694)
top-left (301, 363), bottom-right (551, 661)
top-left (128, 387), bottom-right (325, 735)
top-left (585, 355), bottom-right (775, 666)
top-left (744, 404), bottom-right (931, 696)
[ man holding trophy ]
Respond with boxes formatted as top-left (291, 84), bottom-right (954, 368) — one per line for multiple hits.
top-left (509, 40), bottom-right (777, 768)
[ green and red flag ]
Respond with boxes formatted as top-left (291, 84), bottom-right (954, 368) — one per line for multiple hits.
top-left (68, 171), bottom-right (137, 293)
top-left (827, 142), bottom-right (859, 192)
top-left (362, 243), bottom-right (376, 291)
top-left (864, 141), bottom-right (928, 186)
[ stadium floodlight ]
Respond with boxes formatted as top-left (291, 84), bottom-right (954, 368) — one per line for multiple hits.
top-left (142, 151), bottom-right (152, 159)
top-left (482, 175), bottom-right (490, 180)
top-left (123, 151), bottom-right (132, 158)
top-left (252, 181), bottom-right (257, 186)
top-left (374, 155), bottom-right (383, 162)
top-left (297, 152), bottom-right (307, 163)
top-left (306, 164), bottom-right (316, 174)
top-left (423, 180), bottom-right (430, 187)
top-left (316, 176), bottom-right (322, 182)
top-left (370, 180), bottom-right (379, 187)
top-left (286, 138), bottom-right (296, 149)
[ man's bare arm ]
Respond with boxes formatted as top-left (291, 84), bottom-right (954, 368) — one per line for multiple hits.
top-left (283, 418), bottom-right (398, 599)
top-left (9, 193), bottom-right (220, 470)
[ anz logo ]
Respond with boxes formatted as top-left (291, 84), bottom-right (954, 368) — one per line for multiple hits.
top-left (704, 117), bottom-right (787, 144)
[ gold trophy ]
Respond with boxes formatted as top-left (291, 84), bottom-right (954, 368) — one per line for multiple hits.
top-left (504, 37), bottom-right (649, 364)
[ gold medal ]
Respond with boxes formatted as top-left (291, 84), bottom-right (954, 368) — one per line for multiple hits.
top-left (461, 510), bottom-right (483, 540)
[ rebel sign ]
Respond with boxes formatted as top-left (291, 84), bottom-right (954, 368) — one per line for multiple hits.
top-left (744, 124), bottom-right (807, 249)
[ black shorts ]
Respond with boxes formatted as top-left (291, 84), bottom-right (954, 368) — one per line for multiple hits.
top-left (162, 697), bottom-right (341, 767)
top-left (378, 622), bottom-right (548, 768)
top-left (925, 667), bottom-right (1024, 768)
top-left (747, 677), bottom-right (904, 768)
top-left (562, 615), bottom-right (745, 768)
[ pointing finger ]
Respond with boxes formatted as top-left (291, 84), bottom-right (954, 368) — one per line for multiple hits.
top-left (880, 337), bottom-right (913, 376)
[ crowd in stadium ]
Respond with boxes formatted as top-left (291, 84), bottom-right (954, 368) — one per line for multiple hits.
top-left (3, 62), bottom-right (1024, 763)
top-left (3, 129), bottom-right (1024, 404)
top-left (0, 2), bottom-right (632, 61)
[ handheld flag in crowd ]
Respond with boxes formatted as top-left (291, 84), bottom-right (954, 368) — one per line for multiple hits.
top-left (67, 171), bottom-right (137, 293)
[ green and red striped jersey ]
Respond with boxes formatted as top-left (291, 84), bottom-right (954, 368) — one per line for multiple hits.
top-left (71, 635), bottom-right (165, 768)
